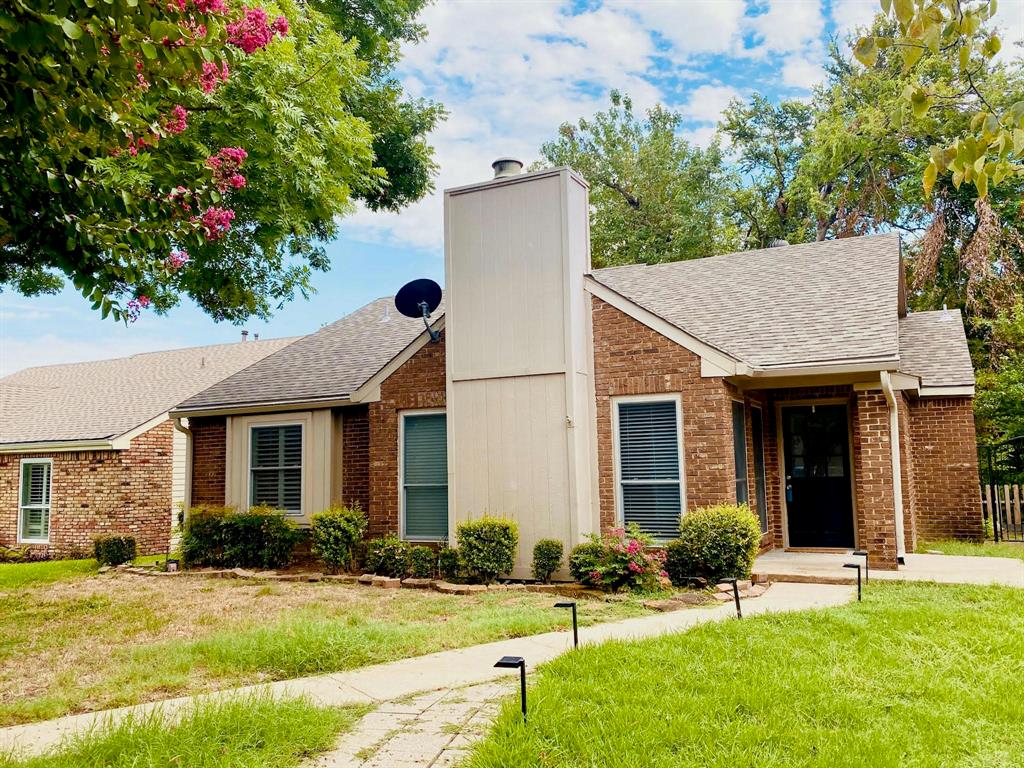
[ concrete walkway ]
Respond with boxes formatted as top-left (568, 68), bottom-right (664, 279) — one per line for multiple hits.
top-left (755, 550), bottom-right (1024, 587)
top-left (0, 582), bottom-right (852, 759)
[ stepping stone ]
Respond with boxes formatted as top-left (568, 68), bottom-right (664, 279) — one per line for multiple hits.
top-left (372, 576), bottom-right (402, 589)
top-left (401, 578), bottom-right (433, 589)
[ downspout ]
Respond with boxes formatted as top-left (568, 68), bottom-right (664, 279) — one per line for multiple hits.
top-left (879, 372), bottom-right (906, 563)
top-left (173, 417), bottom-right (193, 530)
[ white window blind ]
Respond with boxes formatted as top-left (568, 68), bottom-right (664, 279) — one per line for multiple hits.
top-left (19, 460), bottom-right (51, 542)
top-left (617, 400), bottom-right (681, 539)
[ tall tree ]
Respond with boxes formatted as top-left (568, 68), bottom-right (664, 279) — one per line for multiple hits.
top-left (0, 0), bottom-right (442, 322)
top-left (537, 91), bottom-right (739, 268)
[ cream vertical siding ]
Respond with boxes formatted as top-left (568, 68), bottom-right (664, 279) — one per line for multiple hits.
top-left (445, 167), bottom-right (598, 576)
top-left (225, 410), bottom-right (333, 523)
top-left (170, 423), bottom-right (186, 543)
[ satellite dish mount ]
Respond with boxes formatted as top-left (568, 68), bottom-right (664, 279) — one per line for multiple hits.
top-left (395, 278), bottom-right (442, 343)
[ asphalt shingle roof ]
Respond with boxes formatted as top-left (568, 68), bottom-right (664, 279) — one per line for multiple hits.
top-left (0, 336), bottom-right (296, 445)
top-left (175, 297), bottom-right (444, 412)
top-left (898, 309), bottom-right (975, 388)
top-left (591, 234), bottom-right (902, 369)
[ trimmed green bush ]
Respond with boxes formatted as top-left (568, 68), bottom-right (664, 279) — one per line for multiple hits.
top-left (438, 545), bottom-right (461, 581)
top-left (181, 506), bottom-right (301, 569)
top-left (310, 504), bottom-right (368, 573)
top-left (457, 517), bottom-right (518, 584)
top-left (409, 546), bottom-right (436, 579)
top-left (568, 542), bottom-right (604, 584)
top-left (364, 535), bottom-right (410, 578)
top-left (665, 503), bottom-right (762, 586)
top-left (532, 538), bottom-right (564, 583)
top-left (93, 535), bottom-right (137, 566)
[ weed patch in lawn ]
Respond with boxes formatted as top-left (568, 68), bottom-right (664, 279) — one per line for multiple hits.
top-left (918, 539), bottom-right (1024, 560)
top-left (0, 695), bottom-right (365, 768)
top-left (467, 582), bottom-right (1024, 768)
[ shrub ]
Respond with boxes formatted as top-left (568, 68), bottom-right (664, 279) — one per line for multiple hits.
top-left (365, 535), bottom-right (410, 578)
top-left (438, 545), bottom-right (462, 581)
top-left (310, 504), bottom-right (368, 573)
top-left (568, 542), bottom-right (604, 584)
top-left (93, 535), bottom-right (137, 566)
top-left (181, 506), bottom-right (301, 569)
top-left (665, 504), bottom-right (762, 586)
top-left (571, 525), bottom-right (665, 592)
top-left (457, 517), bottom-right (519, 584)
top-left (532, 539), bottom-right (564, 583)
top-left (0, 545), bottom-right (30, 563)
top-left (408, 546), bottom-right (436, 579)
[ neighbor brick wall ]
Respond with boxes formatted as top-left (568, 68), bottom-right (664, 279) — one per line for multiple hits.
top-left (852, 390), bottom-right (899, 569)
top-left (909, 396), bottom-right (983, 541)
top-left (341, 405), bottom-right (370, 512)
top-left (189, 416), bottom-right (226, 507)
top-left (591, 297), bottom-right (737, 532)
top-left (0, 419), bottom-right (175, 558)
top-left (367, 332), bottom-right (447, 538)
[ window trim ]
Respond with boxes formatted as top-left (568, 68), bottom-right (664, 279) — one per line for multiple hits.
top-left (611, 393), bottom-right (687, 540)
top-left (18, 457), bottom-right (52, 545)
top-left (246, 421), bottom-right (305, 516)
top-left (398, 408), bottom-right (449, 543)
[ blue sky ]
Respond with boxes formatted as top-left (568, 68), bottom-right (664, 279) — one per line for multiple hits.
top-left (2, 0), bottom-right (1022, 375)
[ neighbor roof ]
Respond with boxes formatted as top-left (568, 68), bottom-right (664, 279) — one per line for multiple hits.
top-left (0, 337), bottom-right (296, 446)
top-left (174, 296), bottom-right (444, 413)
top-left (898, 309), bottom-right (975, 388)
top-left (591, 234), bottom-right (902, 370)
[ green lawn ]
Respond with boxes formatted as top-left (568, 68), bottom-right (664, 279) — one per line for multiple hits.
top-left (467, 582), bottom-right (1024, 768)
top-left (0, 564), bottom-right (651, 726)
top-left (0, 560), bottom-right (97, 590)
top-left (918, 539), bottom-right (1024, 560)
top-left (0, 695), bottom-right (365, 768)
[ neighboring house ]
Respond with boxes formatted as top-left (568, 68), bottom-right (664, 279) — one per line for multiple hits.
top-left (0, 336), bottom-right (295, 556)
top-left (171, 165), bottom-right (982, 573)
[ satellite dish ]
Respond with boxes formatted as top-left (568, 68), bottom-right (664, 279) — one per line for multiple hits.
top-left (395, 278), bottom-right (442, 343)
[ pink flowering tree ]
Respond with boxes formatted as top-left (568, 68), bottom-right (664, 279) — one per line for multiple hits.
top-left (1, 0), bottom-right (443, 322)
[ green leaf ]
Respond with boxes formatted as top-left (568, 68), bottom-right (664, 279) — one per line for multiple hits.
top-left (880, 0), bottom-right (892, 13)
top-left (976, 169), bottom-right (988, 198)
top-left (959, 43), bottom-right (970, 71)
top-left (901, 44), bottom-right (924, 71)
top-left (854, 36), bottom-right (878, 67)
top-left (922, 160), bottom-right (937, 197)
top-left (893, 0), bottom-right (913, 25)
top-left (910, 88), bottom-right (931, 118)
top-left (60, 18), bottom-right (82, 40)
top-left (140, 41), bottom-right (157, 59)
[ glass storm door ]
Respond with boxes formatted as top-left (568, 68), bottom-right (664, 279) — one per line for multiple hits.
top-left (782, 404), bottom-right (854, 548)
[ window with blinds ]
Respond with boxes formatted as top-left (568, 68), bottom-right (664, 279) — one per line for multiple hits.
top-left (402, 412), bottom-right (448, 540)
top-left (19, 460), bottom-right (52, 542)
top-left (732, 401), bottom-right (749, 505)
top-left (616, 400), bottom-right (682, 539)
top-left (249, 424), bottom-right (303, 515)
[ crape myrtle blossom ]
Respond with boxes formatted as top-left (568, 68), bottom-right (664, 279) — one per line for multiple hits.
top-left (227, 7), bottom-right (288, 54)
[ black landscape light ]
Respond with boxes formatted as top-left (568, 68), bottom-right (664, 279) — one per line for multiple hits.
top-left (494, 656), bottom-right (527, 723)
top-left (843, 563), bottom-right (862, 601)
top-left (554, 601), bottom-right (578, 648)
top-left (721, 579), bottom-right (742, 619)
top-left (852, 550), bottom-right (869, 582)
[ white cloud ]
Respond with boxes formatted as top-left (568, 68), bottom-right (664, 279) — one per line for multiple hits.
top-left (748, 0), bottom-right (825, 55)
top-left (610, 0), bottom-right (747, 56)
top-left (781, 53), bottom-right (826, 89)
top-left (681, 84), bottom-right (742, 123)
top-left (0, 332), bottom-right (191, 377)
top-left (830, 0), bottom-right (879, 37)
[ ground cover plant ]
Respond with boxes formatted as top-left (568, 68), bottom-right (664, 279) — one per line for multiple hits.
top-left (0, 566), bottom-right (649, 726)
top-left (467, 582), bottom-right (1024, 768)
top-left (918, 539), bottom-right (1024, 560)
top-left (0, 695), bottom-right (365, 768)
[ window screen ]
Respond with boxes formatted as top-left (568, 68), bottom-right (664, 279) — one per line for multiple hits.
top-left (403, 413), bottom-right (448, 540)
top-left (617, 400), bottom-right (681, 539)
top-left (250, 424), bottom-right (303, 514)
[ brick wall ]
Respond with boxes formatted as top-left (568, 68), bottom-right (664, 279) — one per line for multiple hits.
top-left (852, 390), bottom-right (899, 569)
top-left (591, 297), bottom-right (737, 531)
top-left (0, 419), bottom-right (175, 558)
top-left (189, 416), bottom-right (226, 507)
top-left (367, 332), bottom-right (447, 538)
top-left (341, 404), bottom-right (370, 511)
top-left (909, 396), bottom-right (983, 541)
top-left (897, 392), bottom-right (919, 553)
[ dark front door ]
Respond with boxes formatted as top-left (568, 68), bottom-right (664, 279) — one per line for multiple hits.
top-left (782, 404), bottom-right (854, 548)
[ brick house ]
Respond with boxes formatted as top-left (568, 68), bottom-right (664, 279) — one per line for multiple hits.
top-left (0, 337), bottom-right (294, 557)
top-left (171, 164), bottom-right (982, 573)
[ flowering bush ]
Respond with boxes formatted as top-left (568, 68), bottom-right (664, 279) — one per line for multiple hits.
top-left (571, 525), bottom-right (666, 593)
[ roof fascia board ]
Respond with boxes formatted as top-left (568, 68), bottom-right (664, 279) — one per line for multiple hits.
top-left (172, 397), bottom-right (356, 419)
top-left (920, 385), bottom-right (975, 397)
top-left (584, 277), bottom-right (743, 375)
top-left (0, 439), bottom-right (116, 454)
top-left (747, 358), bottom-right (899, 378)
top-left (350, 316), bottom-right (446, 403)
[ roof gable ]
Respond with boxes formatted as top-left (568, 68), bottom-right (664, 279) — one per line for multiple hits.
top-left (898, 309), bottom-right (975, 389)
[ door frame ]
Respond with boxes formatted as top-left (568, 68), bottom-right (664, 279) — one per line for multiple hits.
top-left (775, 398), bottom-right (859, 550)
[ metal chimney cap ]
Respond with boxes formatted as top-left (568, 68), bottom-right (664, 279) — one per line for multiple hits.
top-left (769, 238), bottom-right (790, 247)
top-left (492, 157), bottom-right (524, 178)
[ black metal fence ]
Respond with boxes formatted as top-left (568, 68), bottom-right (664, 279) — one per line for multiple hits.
top-left (980, 436), bottom-right (1024, 542)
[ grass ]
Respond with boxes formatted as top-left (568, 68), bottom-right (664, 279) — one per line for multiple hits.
top-left (0, 695), bottom-right (366, 768)
top-left (467, 582), bottom-right (1024, 768)
top-left (918, 538), bottom-right (1024, 560)
top-left (0, 567), bottom-right (652, 726)
top-left (0, 560), bottom-right (96, 590)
